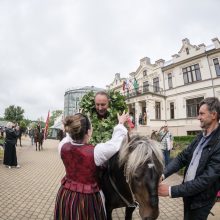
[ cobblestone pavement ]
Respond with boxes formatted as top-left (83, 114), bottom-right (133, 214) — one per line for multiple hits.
top-left (0, 137), bottom-right (219, 220)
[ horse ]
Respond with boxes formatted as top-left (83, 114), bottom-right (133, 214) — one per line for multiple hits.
top-left (101, 135), bottom-right (164, 220)
top-left (16, 127), bottom-right (24, 147)
top-left (34, 128), bottom-right (44, 151)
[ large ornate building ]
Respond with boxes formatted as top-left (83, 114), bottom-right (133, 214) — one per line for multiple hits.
top-left (107, 38), bottom-right (220, 136)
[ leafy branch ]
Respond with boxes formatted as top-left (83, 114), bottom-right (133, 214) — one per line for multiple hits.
top-left (79, 90), bottom-right (127, 145)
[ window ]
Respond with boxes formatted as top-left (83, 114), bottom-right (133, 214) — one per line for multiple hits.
top-left (153, 77), bottom-right (159, 92)
top-left (183, 64), bottom-right (201, 84)
top-left (186, 97), bottom-right (203, 118)
top-left (143, 81), bottom-right (149, 93)
top-left (186, 48), bottom-right (189, 55)
top-left (170, 102), bottom-right (174, 119)
top-left (155, 102), bottom-right (161, 119)
top-left (143, 70), bottom-right (147, 76)
top-left (213, 58), bottom-right (220, 76)
top-left (168, 73), bottom-right (173, 89)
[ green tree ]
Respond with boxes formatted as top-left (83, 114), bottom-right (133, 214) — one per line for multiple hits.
top-left (49, 110), bottom-right (63, 127)
top-left (18, 120), bottom-right (27, 134)
top-left (22, 118), bottom-right (32, 127)
top-left (4, 105), bottom-right (25, 123)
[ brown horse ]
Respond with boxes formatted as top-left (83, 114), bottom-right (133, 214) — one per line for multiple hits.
top-left (34, 128), bottom-right (44, 151)
top-left (102, 135), bottom-right (164, 220)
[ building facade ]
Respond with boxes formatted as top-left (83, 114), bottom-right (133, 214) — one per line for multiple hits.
top-left (64, 86), bottom-right (103, 117)
top-left (107, 38), bottom-right (220, 136)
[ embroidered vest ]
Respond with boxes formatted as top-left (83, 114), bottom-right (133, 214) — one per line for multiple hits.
top-left (61, 143), bottom-right (100, 193)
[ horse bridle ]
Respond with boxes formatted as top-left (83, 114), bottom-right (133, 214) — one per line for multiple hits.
top-left (108, 162), bottom-right (138, 208)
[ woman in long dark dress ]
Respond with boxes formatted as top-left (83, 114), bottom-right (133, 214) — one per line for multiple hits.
top-left (3, 122), bottom-right (20, 169)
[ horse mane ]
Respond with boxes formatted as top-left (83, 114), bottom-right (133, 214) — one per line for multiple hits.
top-left (119, 135), bottom-right (164, 183)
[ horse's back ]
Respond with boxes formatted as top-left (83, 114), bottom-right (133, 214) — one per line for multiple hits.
top-left (34, 129), bottom-right (43, 143)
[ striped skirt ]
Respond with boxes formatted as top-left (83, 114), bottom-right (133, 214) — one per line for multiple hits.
top-left (54, 185), bottom-right (106, 220)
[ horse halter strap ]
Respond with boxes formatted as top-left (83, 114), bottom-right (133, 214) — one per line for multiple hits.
top-left (108, 162), bottom-right (137, 207)
top-left (123, 162), bottom-right (139, 207)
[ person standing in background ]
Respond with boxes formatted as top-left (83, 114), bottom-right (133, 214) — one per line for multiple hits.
top-left (3, 122), bottom-right (20, 168)
top-left (29, 127), bottom-right (34, 145)
top-left (159, 125), bottom-right (173, 166)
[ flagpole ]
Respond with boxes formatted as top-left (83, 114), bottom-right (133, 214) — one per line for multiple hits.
top-left (44, 110), bottom-right (50, 140)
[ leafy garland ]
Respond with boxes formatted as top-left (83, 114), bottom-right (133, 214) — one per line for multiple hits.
top-left (79, 90), bottom-right (128, 145)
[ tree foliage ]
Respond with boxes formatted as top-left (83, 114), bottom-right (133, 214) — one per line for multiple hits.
top-left (4, 105), bottom-right (25, 123)
top-left (49, 110), bottom-right (63, 127)
top-left (80, 90), bottom-right (127, 145)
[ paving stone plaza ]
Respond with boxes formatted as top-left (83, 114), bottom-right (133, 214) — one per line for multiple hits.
top-left (0, 137), bottom-right (219, 220)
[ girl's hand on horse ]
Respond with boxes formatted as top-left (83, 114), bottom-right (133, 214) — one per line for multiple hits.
top-left (117, 111), bottom-right (129, 125)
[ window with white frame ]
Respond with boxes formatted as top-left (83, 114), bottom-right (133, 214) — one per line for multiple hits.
top-left (168, 73), bottom-right (173, 89)
top-left (143, 70), bottom-right (147, 77)
top-left (143, 81), bottom-right (149, 93)
top-left (170, 102), bottom-right (175, 119)
top-left (213, 58), bottom-right (220, 76)
top-left (183, 64), bottom-right (201, 84)
top-left (186, 97), bottom-right (203, 118)
top-left (153, 77), bottom-right (159, 92)
top-left (155, 102), bottom-right (161, 119)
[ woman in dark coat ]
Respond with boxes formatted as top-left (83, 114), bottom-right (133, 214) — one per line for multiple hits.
top-left (3, 122), bottom-right (20, 169)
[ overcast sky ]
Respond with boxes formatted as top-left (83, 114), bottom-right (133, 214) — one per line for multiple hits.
top-left (0, 0), bottom-right (220, 121)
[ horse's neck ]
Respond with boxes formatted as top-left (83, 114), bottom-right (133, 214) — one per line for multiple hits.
top-left (108, 153), bottom-right (134, 202)
top-left (109, 153), bottom-right (124, 178)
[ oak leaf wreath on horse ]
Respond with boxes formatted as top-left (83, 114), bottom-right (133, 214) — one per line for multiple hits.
top-left (80, 90), bottom-right (164, 220)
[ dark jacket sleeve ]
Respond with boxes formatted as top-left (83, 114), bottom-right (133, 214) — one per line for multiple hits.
top-left (164, 136), bottom-right (200, 178)
top-left (170, 142), bottom-right (220, 198)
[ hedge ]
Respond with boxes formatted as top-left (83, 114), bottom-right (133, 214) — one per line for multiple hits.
top-left (171, 135), bottom-right (196, 175)
top-left (173, 135), bottom-right (196, 143)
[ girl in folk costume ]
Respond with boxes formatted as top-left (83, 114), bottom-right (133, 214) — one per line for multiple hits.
top-left (54, 112), bottom-right (129, 220)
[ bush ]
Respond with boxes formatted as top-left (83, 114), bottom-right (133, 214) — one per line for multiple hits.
top-left (170, 135), bottom-right (196, 175)
top-left (0, 138), bottom-right (4, 145)
top-left (174, 135), bottom-right (196, 143)
top-left (170, 146), bottom-right (186, 176)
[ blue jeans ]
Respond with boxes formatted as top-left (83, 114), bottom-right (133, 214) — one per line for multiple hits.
top-left (162, 149), bottom-right (170, 167)
top-left (30, 136), bottom-right (34, 145)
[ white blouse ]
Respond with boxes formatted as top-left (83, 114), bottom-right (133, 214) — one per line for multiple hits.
top-left (58, 124), bottom-right (128, 166)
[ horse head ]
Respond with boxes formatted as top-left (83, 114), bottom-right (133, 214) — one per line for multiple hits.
top-left (119, 135), bottom-right (164, 220)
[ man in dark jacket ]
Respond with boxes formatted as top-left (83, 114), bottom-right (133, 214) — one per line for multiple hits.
top-left (158, 97), bottom-right (220, 220)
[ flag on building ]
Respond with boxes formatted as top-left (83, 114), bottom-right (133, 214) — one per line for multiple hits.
top-left (133, 77), bottom-right (139, 90)
top-left (44, 110), bottom-right (50, 140)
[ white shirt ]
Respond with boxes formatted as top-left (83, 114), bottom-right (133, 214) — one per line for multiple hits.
top-left (58, 124), bottom-right (128, 166)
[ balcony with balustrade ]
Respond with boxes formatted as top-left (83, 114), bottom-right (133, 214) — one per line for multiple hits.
top-left (124, 84), bottom-right (165, 100)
